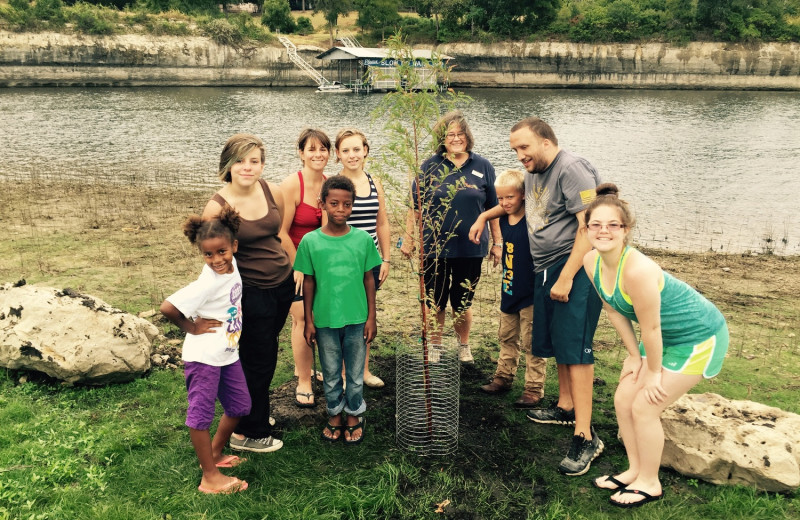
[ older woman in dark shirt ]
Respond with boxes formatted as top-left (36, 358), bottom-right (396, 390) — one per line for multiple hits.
top-left (400, 111), bottom-right (502, 363)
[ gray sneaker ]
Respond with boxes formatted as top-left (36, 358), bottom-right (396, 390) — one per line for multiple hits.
top-left (230, 435), bottom-right (283, 453)
top-left (526, 405), bottom-right (576, 425)
top-left (558, 426), bottom-right (604, 476)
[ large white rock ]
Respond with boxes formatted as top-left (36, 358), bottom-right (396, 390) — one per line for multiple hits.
top-left (662, 393), bottom-right (800, 492)
top-left (0, 282), bottom-right (158, 384)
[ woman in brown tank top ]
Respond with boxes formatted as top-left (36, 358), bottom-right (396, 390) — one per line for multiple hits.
top-left (202, 133), bottom-right (295, 454)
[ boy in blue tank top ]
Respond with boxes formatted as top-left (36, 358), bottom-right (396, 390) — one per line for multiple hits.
top-left (480, 170), bottom-right (548, 408)
top-left (294, 175), bottom-right (382, 445)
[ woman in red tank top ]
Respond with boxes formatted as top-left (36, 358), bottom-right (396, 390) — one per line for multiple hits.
top-left (278, 128), bottom-right (331, 408)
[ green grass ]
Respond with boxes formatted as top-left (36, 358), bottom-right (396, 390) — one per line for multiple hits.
top-left (0, 180), bottom-right (798, 519)
top-left (1, 346), bottom-right (799, 519)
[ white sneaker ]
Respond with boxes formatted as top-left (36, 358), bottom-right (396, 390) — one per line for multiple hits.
top-left (459, 343), bottom-right (474, 364)
top-left (427, 344), bottom-right (442, 363)
top-left (364, 373), bottom-right (385, 388)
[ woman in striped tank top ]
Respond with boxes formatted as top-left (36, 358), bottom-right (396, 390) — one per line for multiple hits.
top-left (335, 128), bottom-right (390, 388)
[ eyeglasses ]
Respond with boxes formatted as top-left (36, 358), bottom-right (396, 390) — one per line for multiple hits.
top-left (445, 132), bottom-right (466, 141)
top-left (587, 222), bottom-right (626, 232)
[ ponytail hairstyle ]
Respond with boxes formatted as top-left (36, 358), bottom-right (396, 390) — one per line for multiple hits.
top-left (182, 205), bottom-right (241, 248)
top-left (584, 183), bottom-right (635, 245)
top-left (334, 127), bottom-right (370, 163)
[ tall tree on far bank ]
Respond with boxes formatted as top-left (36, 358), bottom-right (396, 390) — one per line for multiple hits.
top-left (696, 0), bottom-right (792, 40)
top-left (314, 0), bottom-right (354, 46)
top-left (355, 0), bottom-right (402, 39)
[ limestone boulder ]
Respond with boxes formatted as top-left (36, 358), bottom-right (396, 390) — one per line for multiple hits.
top-left (662, 392), bottom-right (800, 492)
top-left (0, 282), bottom-right (158, 384)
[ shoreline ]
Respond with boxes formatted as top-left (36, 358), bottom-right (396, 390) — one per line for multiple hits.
top-left (2, 178), bottom-right (798, 260)
top-left (1, 31), bottom-right (799, 90)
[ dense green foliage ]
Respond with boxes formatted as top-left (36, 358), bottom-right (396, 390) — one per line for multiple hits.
top-left (261, 0), bottom-right (295, 33)
top-left (398, 0), bottom-right (800, 42)
top-left (355, 0), bottom-right (401, 39)
top-left (0, 0), bottom-right (798, 42)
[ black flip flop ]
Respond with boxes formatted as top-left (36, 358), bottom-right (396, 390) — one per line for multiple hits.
top-left (344, 416), bottom-right (365, 445)
top-left (295, 391), bottom-right (316, 408)
top-left (609, 488), bottom-right (664, 508)
top-left (320, 421), bottom-right (343, 442)
top-left (592, 475), bottom-right (628, 491)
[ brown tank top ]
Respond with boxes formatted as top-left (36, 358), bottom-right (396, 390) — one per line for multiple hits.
top-left (211, 179), bottom-right (292, 289)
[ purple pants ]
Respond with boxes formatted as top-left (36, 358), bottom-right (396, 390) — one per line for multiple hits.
top-left (184, 360), bottom-right (251, 431)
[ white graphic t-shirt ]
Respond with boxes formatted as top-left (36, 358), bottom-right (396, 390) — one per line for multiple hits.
top-left (166, 258), bottom-right (243, 366)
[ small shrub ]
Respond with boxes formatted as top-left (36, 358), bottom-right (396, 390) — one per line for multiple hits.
top-left (33, 0), bottom-right (65, 24)
top-left (1, 0), bottom-right (40, 31)
top-left (202, 14), bottom-right (272, 47)
top-left (125, 9), bottom-right (151, 26)
top-left (202, 17), bottom-right (242, 46)
top-left (394, 16), bottom-right (437, 44)
top-left (9, 0), bottom-right (30, 11)
top-left (67, 2), bottom-right (119, 35)
top-left (147, 18), bottom-right (190, 35)
top-left (230, 12), bottom-right (271, 42)
top-left (295, 15), bottom-right (313, 35)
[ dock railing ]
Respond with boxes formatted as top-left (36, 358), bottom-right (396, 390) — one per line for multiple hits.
top-left (278, 36), bottom-right (331, 88)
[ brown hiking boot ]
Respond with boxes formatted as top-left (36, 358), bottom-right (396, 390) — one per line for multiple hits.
top-left (513, 391), bottom-right (543, 408)
top-left (480, 378), bottom-right (512, 394)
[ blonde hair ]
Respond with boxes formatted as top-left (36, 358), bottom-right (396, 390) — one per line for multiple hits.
top-left (334, 128), bottom-right (370, 164)
top-left (218, 134), bottom-right (265, 183)
top-left (495, 169), bottom-right (525, 192)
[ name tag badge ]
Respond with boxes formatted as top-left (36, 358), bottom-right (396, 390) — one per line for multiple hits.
top-left (471, 170), bottom-right (484, 178)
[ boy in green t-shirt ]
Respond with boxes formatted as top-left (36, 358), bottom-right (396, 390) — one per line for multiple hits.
top-left (294, 175), bottom-right (382, 444)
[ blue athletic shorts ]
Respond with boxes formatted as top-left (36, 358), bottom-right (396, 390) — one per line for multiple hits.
top-left (532, 255), bottom-right (602, 365)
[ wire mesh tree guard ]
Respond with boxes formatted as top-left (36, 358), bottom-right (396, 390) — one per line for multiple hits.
top-left (395, 337), bottom-right (460, 456)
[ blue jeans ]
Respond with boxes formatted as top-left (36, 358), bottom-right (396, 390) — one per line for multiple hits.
top-left (316, 323), bottom-right (367, 417)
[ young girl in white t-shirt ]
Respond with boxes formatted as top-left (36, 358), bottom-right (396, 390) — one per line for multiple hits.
top-left (160, 206), bottom-right (250, 495)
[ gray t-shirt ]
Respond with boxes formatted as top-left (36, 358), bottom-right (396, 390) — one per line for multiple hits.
top-left (524, 149), bottom-right (601, 272)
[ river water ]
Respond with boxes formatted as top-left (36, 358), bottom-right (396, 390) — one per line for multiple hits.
top-left (1, 87), bottom-right (798, 254)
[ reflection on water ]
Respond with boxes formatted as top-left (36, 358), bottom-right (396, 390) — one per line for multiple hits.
top-left (1, 87), bottom-right (798, 254)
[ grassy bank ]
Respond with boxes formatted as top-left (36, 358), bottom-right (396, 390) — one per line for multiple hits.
top-left (0, 179), bottom-right (798, 519)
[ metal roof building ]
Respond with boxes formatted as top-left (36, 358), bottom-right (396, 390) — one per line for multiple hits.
top-left (315, 47), bottom-right (452, 93)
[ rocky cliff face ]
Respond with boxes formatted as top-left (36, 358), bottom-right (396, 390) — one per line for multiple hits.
top-left (439, 41), bottom-right (800, 90)
top-left (1, 31), bottom-right (799, 89)
top-left (0, 31), bottom-right (325, 86)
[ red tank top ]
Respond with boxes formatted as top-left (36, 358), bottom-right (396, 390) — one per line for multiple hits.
top-left (287, 170), bottom-right (325, 248)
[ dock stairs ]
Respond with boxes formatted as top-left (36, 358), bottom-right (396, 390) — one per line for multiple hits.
top-left (338, 36), bottom-right (361, 48)
top-left (278, 36), bottom-right (331, 88)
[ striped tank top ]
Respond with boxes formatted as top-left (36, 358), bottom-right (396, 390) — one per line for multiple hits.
top-left (347, 172), bottom-right (379, 247)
